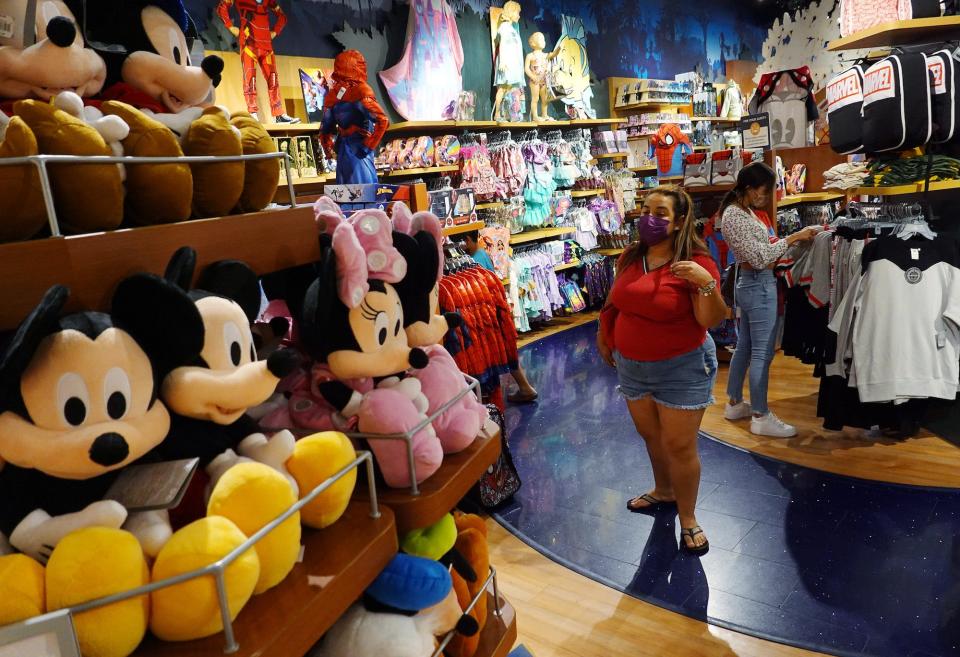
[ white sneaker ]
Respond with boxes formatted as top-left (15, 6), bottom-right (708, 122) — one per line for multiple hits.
top-left (724, 401), bottom-right (752, 420)
top-left (751, 412), bottom-right (797, 438)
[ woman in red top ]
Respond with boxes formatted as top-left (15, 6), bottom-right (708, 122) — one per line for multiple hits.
top-left (597, 186), bottom-right (727, 554)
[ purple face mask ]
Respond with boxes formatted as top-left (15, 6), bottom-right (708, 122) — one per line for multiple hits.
top-left (636, 214), bottom-right (672, 246)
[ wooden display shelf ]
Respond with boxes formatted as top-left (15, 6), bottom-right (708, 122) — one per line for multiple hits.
top-left (849, 179), bottom-right (960, 196)
top-left (594, 152), bottom-right (629, 159)
top-left (570, 189), bottom-right (605, 198)
top-left (354, 429), bottom-right (501, 534)
top-left (382, 165), bottom-right (459, 178)
top-left (443, 221), bottom-right (485, 237)
top-left (554, 260), bottom-right (582, 272)
top-left (568, 118), bottom-right (626, 127)
top-left (828, 16), bottom-right (960, 51)
top-left (630, 166), bottom-right (658, 174)
top-left (475, 593), bottom-right (518, 657)
top-left (264, 122), bottom-right (322, 135)
top-left (277, 173), bottom-right (333, 189)
top-left (778, 191), bottom-right (844, 207)
top-left (509, 227), bottom-right (576, 245)
top-left (499, 121), bottom-right (538, 129)
top-left (691, 116), bottom-right (740, 123)
top-left (685, 184), bottom-right (734, 194)
top-left (475, 201), bottom-right (506, 210)
top-left (692, 145), bottom-right (711, 151)
top-left (594, 247), bottom-right (625, 257)
top-left (0, 207), bottom-right (320, 332)
top-left (618, 101), bottom-right (691, 112)
top-left (135, 503), bottom-right (397, 657)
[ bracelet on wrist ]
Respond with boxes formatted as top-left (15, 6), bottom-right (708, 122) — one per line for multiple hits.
top-left (697, 280), bottom-right (717, 296)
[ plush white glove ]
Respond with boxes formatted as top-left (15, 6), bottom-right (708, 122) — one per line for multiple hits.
top-left (124, 509), bottom-right (172, 558)
top-left (238, 431), bottom-right (299, 496)
top-left (205, 449), bottom-right (254, 500)
top-left (10, 500), bottom-right (127, 563)
top-left (377, 377), bottom-right (429, 415)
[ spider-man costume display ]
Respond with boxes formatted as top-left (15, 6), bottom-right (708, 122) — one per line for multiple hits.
top-left (648, 123), bottom-right (693, 177)
top-left (217, 0), bottom-right (295, 121)
top-left (321, 50), bottom-right (389, 184)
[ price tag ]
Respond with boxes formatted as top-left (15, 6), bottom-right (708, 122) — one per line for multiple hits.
top-left (0, 610), bottom-right (81, 657)
top-left (911, 248), bottom-right (921, 260)
top-left (0, 0), bottom-right (36, 47)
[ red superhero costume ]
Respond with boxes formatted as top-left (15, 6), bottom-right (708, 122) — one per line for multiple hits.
top-left (217, 0), bottom-right (286, 117)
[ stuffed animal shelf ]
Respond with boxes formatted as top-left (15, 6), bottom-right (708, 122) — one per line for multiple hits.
top-left (295, 198), bottom-right (444, 489)
top-left (313, 553), bottom-right (477, 657)
top-left (392, 203), bottom-right (486, 454)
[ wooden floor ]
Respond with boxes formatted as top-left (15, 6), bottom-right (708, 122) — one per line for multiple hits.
top-left (517, 310), bottom-right (601, 349)
top-left (703, 351), bottom-right (960, 489)
top-left (486, 520), bottom-right (830, 657)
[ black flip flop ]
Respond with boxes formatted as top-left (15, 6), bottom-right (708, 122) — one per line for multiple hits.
top-left (626, 493), bottom-right (675, 514)
top-left (680, 526), bottom-right (710, 555)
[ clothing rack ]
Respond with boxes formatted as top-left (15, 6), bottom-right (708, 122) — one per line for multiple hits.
top-left (487, 130), bottom-right (513, 149)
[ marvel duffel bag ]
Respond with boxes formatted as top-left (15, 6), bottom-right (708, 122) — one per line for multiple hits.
top-left (862, 53), bottom-right (933, 152)
top-left (925, 49), bottom-right (960, 143)
top-left (827, 65), bottom-right (866, 154)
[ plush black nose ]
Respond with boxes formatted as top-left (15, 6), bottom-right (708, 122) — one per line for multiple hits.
top-left (201, 55), bottom-right (224, 87)
top-left (267, 348), bottom-right (300, 378)
top-left (46, 16), bottom-right (76, 48)
top-left (89, 432), bottom-right (129, 466)
top-left (409, 347), bottom-right (429, 370)
top-left (456, 615), bottom-right (479, 637)
top-left (444, 312), bottom-right (462, 330)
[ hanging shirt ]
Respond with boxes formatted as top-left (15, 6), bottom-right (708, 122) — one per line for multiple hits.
top-left (601, 252), bottom-right (720, 362)
top-left (829, 237), bottom-right (960, 403)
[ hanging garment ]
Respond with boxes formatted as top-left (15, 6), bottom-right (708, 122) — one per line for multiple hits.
top-left (494, 20), bottom-right (524, 87)
top-left (379, 0), bottom-right (464, 120)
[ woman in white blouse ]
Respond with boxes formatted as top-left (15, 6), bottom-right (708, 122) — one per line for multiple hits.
top-left (720, 163), bottom-right (820, 437)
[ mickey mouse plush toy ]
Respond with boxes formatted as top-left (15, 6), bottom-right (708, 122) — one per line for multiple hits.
top-left (0, 277), bottom-right (203, 563)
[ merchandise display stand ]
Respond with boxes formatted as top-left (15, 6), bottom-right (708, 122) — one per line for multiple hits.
top-left (828, 15), bottom-right (960, 51)
top-left (135, 503), bottom-right (397, 657)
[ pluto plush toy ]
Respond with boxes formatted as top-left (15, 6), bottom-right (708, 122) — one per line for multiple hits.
top-left (392, 204), bottom-right (486, 454)
top-left (297, 199), bottom-right (444, 488)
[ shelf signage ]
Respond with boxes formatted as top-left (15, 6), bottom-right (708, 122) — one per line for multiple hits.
top-left (740, 113), bottom-right (771, 150)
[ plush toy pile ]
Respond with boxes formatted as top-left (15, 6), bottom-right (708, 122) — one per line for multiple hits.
top-left (0, 188), bottom-right (493, 655)
top-left (0, 0), bottom-right (279, 244)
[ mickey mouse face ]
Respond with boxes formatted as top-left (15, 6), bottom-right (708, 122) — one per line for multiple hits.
top-left (0, 326), bottom-right (169, 479)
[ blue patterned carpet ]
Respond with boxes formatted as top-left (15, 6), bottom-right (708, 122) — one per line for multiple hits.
top-left (496, 321), bottom-right (960, 657)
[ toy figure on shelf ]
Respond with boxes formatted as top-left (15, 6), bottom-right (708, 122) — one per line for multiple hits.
top-left (321, 50), bottom-right (389, 185)
top-left (216, 0), bottom-right (299, 124)
top-left (380, 0), bottom-right (464, 121)
top-left (492, 1), bottom-right (524, 122)
top-left (649, 123), bottom-right (693, 178)
top-left (525, 32), bottom-right (560, 122)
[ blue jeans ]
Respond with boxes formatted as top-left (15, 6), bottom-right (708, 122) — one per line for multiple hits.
top-left (726, 269), bottom-right (780, 415)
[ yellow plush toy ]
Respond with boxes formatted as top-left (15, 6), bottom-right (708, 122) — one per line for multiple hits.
top-left (101, 101), bottom-right (193, 225)
top-left (45, 528), bottom-right (149, 657)
top-left (0, 115), bottom-right (46, 242)
top-left (182, 107), bottom-right (244, 218)
top-left (13, 99), bottom-right (123, 234)
top-left (0, 553), bottom-right (45, 626)
top-left (150, 515), bottom-right (261, 642)
top-left (286, 432), bottom-right (358, 529)
top-left (207, 462), bottom-right (301, 595)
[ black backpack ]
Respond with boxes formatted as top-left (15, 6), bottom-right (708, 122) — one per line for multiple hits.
top-left (925, 49), bottom-right (960, 143)
top-left (862, 53), bottom-right (933, 152)
top-left (827, 65), bottom-right (866, 154)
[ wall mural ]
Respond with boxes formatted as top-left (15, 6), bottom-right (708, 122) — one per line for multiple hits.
top-left (185, 0), bottom-right (769, 120)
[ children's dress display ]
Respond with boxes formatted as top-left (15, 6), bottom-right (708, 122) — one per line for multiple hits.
top-left (495, 20), bottom-right (525, 87)
top-left (379, 0), bottom-right (465, 120)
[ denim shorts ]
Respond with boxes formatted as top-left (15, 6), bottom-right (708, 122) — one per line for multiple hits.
top-left (614, 336), bottom-right (718, 410)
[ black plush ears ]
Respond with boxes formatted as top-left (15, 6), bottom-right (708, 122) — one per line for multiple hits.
top-left (393, 230), bottom-right (441, 327)
top-left (112, 274), bottom-right (204, 378)
top-left (0, 285), bottom-right (69, 409)
top-left (164, 246), bottom-right (197, 292)
top-left (197, 260), bottom-right (262, 322)
top-left (301, 245), bottom-right (340, 361)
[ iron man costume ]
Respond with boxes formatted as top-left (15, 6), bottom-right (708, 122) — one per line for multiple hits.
top-left (217, 0), bottom-right (286, 117)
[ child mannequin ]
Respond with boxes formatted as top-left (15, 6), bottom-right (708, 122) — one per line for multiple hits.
top-left (525, 32), bottom-right (561, 122)
top-left (492, 1), bottom-right (524, 121)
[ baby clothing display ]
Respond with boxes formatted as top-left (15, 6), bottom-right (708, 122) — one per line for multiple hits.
top-left (522, 141), bottom-right (558, 228)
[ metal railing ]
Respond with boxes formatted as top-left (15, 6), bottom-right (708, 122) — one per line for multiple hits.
top-left (344, 375), bottom-right (484, 496)
top-left (5, 450), bottom-right (378, 655)
top-left (0, 151), bottom-right (298, 236)
top-left (430, 566), bottom-right (503, 657)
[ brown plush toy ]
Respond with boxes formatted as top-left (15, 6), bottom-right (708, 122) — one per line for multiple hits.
top-left (182, 107), bottom-right (244, 217)
top-left (231, 111), bottom-right (280, 213)
top-left (100, 101), bottom-right (193, 225)
top-left (13, 100), bottom-right (123, 234)
top-left (0, 116), bottom-right (45, 242)
top-left (446, 512), bottom-right (490, 657)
